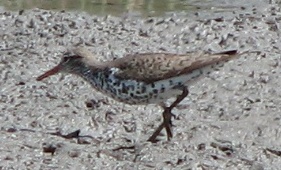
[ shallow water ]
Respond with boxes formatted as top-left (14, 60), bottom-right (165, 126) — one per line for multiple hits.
top-left (0, 0), bottom-right (268, 17)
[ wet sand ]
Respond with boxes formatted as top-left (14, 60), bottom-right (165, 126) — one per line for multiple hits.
top-left (1, 3), bottom-right (281, 169)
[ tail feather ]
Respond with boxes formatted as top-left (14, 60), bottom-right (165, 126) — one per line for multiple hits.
top-left (214, 50), bottom-right (238, 55)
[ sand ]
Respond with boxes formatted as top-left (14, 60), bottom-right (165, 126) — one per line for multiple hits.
top-left (1, 3), bottom-right (281, 169)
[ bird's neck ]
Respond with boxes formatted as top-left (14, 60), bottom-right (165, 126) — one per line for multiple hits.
top-left (72, 63), bottom-right (108, 90)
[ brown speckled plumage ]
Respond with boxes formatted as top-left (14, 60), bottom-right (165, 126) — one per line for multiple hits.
top-left (103, 51), bottom-right (237, 83)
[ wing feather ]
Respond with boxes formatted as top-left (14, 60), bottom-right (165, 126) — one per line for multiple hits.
top-left (108, 50), bottom-right (238, 83)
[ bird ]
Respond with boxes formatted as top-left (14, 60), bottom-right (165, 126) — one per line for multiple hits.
top-left (36, 47), bottom-right (241, 143)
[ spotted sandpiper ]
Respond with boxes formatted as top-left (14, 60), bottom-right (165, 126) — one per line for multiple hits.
top-left (37, 47), bottom-right (240, 143)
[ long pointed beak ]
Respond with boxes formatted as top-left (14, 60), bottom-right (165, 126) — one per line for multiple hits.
top-left (36, 65), bottom-right (62, 81)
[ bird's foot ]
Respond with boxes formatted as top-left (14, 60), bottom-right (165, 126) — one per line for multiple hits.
top-left (147, 107), bottom-right (174, 143)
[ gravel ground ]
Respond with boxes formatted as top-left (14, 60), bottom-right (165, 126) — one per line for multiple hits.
top-left (1, 2), bottom-right (281, 170)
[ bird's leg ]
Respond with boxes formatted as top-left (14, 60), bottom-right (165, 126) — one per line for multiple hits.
top-left (148, 86), bottom-right (189, 143)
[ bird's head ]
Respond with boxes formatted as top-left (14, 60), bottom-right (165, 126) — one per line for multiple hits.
top-left (36, 47), bottom-right (95, 81)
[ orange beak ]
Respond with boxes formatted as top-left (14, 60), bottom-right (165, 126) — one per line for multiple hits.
top-left (36, 65), bottom-right (62, 81)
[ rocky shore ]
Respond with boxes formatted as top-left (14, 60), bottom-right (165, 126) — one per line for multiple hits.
top-left (1, 3), bottom-right (281, 169)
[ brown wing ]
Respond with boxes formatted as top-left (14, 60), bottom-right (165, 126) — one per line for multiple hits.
top-left (109, 50), bottom-right (238, 83)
